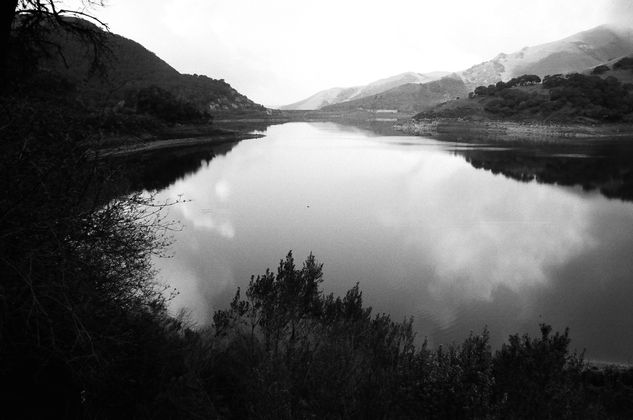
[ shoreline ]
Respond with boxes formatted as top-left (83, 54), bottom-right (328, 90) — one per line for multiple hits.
top-left (95, 129), bottom-right (264, 158)
top-left (395, 118), bottom-right (633, 142)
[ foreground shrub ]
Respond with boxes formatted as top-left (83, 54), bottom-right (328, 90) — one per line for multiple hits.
top-left (209, 252), bottom-right (417, 419)
top-left (493, 324), bottom-right (585, 419)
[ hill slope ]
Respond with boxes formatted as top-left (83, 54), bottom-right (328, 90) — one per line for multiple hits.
top-left (457, 24), bottom-right (633, 90)
top-left (320, 77), bottom-right (468, 113)
top-left (288, 24), bottom-right (633, 114)
top-left (414, 55), bottom-right (633, 123)
top-left (280, 71), bottom-right (449, 110)
top-left (40, 20), bottom-right (264, 112)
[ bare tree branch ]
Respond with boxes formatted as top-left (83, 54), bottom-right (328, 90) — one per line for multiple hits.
top-left (2, 0), bottom-right (109, 79)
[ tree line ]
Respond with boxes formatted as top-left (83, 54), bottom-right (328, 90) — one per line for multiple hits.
top-left (469, 67), bottom-right (633, 122)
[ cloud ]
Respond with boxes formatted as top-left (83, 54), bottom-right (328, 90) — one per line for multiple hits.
top-left (607, 0), bottom-right (633, 26)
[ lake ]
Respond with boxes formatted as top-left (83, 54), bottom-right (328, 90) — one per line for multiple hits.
top-left (148, 122), bottom-right (633, 364)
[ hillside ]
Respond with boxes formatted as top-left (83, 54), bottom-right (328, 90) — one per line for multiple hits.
top-left (285, 24), bottom-right (633, 114)
top-left (38, 19), bottom-right (264, 112)
top-left (457, 24), bottom-right (633, 90)
top-left (280, 71), bottom-right (449, 110)
top-left (319, 77), bottom-right (468, 113)
top-left (414, 57), bottom-right (633, 123)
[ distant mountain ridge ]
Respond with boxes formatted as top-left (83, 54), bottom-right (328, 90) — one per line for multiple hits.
top-left (321, 77), bottom-right (468, 113)
top-left (283, 24), bottom-right (633, 112)
top-left (40, 19), bottom-right (265, 112)
top-left (456, 24), bottom-right (633, 90)
top-left (280, 71), bottom-right (449, 110)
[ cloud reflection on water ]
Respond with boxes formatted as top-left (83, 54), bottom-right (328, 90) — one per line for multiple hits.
top-left (152, 123), bottom-right (633, 363)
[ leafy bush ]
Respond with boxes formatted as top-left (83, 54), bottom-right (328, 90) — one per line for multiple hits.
top-left (592, 64), bottom-right (610, 75)
top-left (493, 324), bottom-right (585, 419)
top-left (473, 75), bottom-right (541, 97)
top-left (209, 252), bottom-right (417, 419)
top-left (613, 56), bottom-right (633, 71)
top-left (473, 72), bottom-right (633, 121)
top-left (205, 253), bottom-right (633, 419)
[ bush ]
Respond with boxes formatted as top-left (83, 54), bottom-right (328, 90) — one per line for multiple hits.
top-left (207, 253), bottom-right (633, 419)
top-left (493, 324), bottom-right (585, 419)
top-left (209, 252), bottom-right (418, 419)
top-left (592, 64), bottom-right (610, 75)
top-left (477, 72), bottom-right (633, 121)
top-left (613, 57), bottom-right (633, 71)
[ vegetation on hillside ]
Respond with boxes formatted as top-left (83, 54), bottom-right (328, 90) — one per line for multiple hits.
top-left (416, 58), bottom-right (633, 123)
top-left (51, 24), bottom-right (265, 113)
top-left (3, 2), bottom-right (264, 116)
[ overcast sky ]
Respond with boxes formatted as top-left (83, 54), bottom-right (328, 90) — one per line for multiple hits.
top-left (72, 0), bottom-right (633, 106)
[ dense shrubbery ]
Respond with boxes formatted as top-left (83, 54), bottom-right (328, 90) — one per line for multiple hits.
top-left (0, 75), bottom-right (207, 418)
top-left (613, 56), bottom-right (633, 71)
top-left (203, 252), bottom-right (633, 420)
top-left (473, 74), bottom-right (542, 97)
top-left (469, 72), bottom-right (633, 122)
top-left (483, 88), bottom-right (546, 117)
top-left (592, 64), bottom-right (610, 75)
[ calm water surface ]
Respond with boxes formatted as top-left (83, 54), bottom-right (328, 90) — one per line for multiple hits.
top-left (151, 122), bottom-right (633, 364)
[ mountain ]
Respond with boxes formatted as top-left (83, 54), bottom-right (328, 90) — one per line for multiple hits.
top-left (285, 24), bottom-right (633, 114)
top-left (412, 54), bottom-right (633, 123)
top-left (321, 77), bottom-right (468, 113)
top-left (279, 87), bottom-right (357, 111)
top-left (39, 19), bottom-right (264, 112)
top-left (456, 24), bottom-right (633, 90)
top-left (280, 71), bottom-right (449, 110)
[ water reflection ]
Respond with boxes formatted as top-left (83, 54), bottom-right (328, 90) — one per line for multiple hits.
top-left (151, 122), bottom-right (633, 363)
top-left (111, 141), bottom-right (239, 192)
top-left (456, 141), bottom-right (633, 202)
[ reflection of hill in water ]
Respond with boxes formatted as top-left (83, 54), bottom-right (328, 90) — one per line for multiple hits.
top-left (456, 141), bottom-right (633, 202)
top-left (112, 142), bottom-right (239, 192)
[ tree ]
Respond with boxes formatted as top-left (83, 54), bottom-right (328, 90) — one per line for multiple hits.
top-left (591, 65), bottom-right (610, 75)
top-left (493, 324), bottom-right (585, 419)
top-left (474, 85), bottom-right (489, 96)
top-left (1, 0), bottom-right (107, 76)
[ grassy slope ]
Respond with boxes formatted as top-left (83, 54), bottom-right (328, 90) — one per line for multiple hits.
top-left (39, 21), bottom-right (265, 112)
top-left (322, 77), bottom-right (469, 113)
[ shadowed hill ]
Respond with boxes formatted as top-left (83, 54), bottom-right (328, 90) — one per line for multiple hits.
top-left (36, 19), bottom-right (265, 112)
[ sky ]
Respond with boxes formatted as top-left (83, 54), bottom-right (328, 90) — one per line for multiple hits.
top-left (67, 0), bottom-right (633, 106)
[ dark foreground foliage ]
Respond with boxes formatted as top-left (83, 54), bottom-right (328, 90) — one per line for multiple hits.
top-left (205, 252), bottom-right (633, 420)
top-left (0, 71), bottom-right (219, 418)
